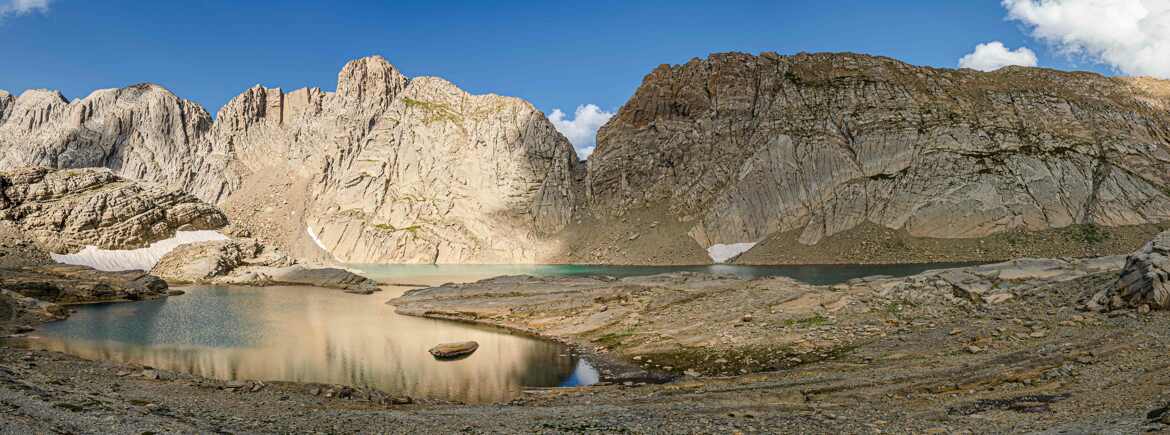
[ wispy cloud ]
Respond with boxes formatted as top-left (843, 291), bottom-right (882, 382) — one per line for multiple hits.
top-left (958, 41), bottom-right (1038, 71)
top-left (0, 0), bottom-right (50, 18)
top-left (548, 104), bottom-right (614, 161)
top-left (1002, 0), bottom-right (1170, 78)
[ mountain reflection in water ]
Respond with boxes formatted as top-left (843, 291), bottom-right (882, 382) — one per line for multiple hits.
top-left (27, 286), bottom-right (597, 403)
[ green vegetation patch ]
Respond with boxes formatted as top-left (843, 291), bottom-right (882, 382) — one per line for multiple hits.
top-left (784, 313), bottom-right (831, 327)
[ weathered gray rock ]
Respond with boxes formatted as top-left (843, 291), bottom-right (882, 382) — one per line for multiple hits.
top-left (0, 167), bottom-right (227, 253)
top-left (1, 56), bottom-right (580, 264)
top-left (1089, 231), bottom-right (1170, 311)
top-left (7, 52), bottom-right (1170, 265)
top-left (0, 85), bottom-right (236, 203)
top-left (589, 52), bottom-right (1170, 256)
top-left (151, 238), bottom-right (272, 282)
top-left (0, 264), bottom-right (167, 304)
top-left (151, 238), bottom-right (378, 293)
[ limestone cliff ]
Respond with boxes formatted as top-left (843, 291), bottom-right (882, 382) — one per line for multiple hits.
top-left (0, 56), bottom-right (580, 264)
top-left (587, 52), bottom-right (1170, 260)
top-left (207, 56), bottom-right (581, 264)
top-left (0, 167), bottom-right (226, 253)
top-left (0, 85), bottom-right (235, 204)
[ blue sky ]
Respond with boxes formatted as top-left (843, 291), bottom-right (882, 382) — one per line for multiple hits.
top-left (2, 1), bottom-right (1162, 157)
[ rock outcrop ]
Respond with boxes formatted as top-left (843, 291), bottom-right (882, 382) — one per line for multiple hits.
top-left (0, 167), bottom-right (227, 254)
top-left (0, 264), bottom-right (168, 304)
top-left (152, 238), bottom-right (380, 293)
top-left (6, 52), bottom-right (1170, 265)
top-left (1, 56), bottom-right (580, 264)
top-left (0, 85), bottom-right (235, 203)
top-left (587, 52), bottom-right (1170, 260)
top-left (1088, 230), bottom-right (1170, 311)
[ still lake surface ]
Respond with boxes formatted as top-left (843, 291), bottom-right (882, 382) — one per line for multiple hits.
top-left (23, 262), bottom-right (974, 403)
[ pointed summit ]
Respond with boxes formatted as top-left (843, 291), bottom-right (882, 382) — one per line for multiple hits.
top-left (336, 55), bottom-right (407, 111)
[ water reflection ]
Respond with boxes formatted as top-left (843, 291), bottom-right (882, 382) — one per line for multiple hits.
top-left (27, 286), bottom-right (596, 403)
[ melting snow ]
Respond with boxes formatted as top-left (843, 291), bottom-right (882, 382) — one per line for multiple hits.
top-left (50, 230), bottom-right (228, 272)
top-left (706, 242), bottom-right (757, 263)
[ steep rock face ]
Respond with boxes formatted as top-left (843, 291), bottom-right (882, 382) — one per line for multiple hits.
top-left (210, 57), bottom-right (580, 264)
top-left (209, 56), bottom-right (580, 263)
top-left (308, 75), bottom-right (579, 263)
top-left (0, 85), bottom-right (236, 204)
top-left (0, 56), bottom-right (580, 264)
top-left (0, 167), bottom-right (227, 253)
top-left (589, 52), bottom-right (1170, 252)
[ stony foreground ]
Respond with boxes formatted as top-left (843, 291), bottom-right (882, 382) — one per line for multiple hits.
top-left (0, 255), bottom-right (1168, 433)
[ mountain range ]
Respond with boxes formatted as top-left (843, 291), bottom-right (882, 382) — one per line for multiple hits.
top-left (3, 52), bottom-right (1168, 264)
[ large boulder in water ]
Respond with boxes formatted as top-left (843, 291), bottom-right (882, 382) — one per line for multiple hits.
top-left (429, 341), bottom-right (479, 359)
top-left (1089, 231), bottom-right (1170, 311)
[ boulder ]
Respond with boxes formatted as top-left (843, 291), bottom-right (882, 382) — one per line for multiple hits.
top-left (428, 341), bottom-right (479, 359)
top-left (1088, 231), bottom-right (1170, 311)
top-left (152, 238), bottom-right (378, 293)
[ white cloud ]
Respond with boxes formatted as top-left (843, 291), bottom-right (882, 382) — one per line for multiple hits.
top-left (0, 0), bottom-right (51, 17)
top-left (959, 41), bottom-right (1039, 71)
top-left (1003, 0), bottom-right (1170, 78)
top-left (548, 104), bottom-right (613, 161)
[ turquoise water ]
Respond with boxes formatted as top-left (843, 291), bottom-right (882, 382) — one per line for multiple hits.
top-left (349, 262), bottom-right (981, 286)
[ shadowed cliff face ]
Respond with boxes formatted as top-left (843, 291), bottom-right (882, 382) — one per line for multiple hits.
top-left (587, 52), bottom-right (1170, 250)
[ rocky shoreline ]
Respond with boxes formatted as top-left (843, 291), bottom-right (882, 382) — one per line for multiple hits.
top-left (3, 244), bottom-right (1170, 432)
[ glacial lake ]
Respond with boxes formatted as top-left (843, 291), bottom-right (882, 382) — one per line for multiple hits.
top-left (20, 262), bottom-right (975, 403)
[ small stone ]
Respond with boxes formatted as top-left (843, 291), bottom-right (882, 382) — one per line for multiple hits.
top-left (985, 293), bottom-right (1014, 304)
top-left (1139, 304), bottom-right (1152, 314)
top-left (166, 289), bottom-right (185, 296)
top-left (309, 387), bottom-right (321, 396)
top-left (391, 396), bottom-right (413, 405)
top-left (428, 341), bottom-right (479, 359)
top-left (741, 314), bottom-right (753, 322)
top-left (965, 345), bottom-right (983, 354)
top-left (1030, 331), bottom-right (1047, 338)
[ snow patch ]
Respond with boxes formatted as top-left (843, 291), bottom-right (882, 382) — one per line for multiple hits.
top-left (306, 225), bottom-right (328, 251)
top-left (706, 242), bottom-right (757, 263)
top-left (50, 230), bottom-right (228, 272)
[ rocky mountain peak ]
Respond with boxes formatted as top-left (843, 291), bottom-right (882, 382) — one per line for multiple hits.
top-left (335, 55), bottom-right (408, 112)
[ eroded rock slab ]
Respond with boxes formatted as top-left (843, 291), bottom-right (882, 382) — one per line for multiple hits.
top-left (1088, 231), bottom-right (1170, 311)
top-left (152, 238), bottom-right (379, 293)
top-left (0, 167), bottom-right (227, 253)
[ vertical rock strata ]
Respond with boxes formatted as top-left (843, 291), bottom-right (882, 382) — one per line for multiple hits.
top-left (588, 52), bottom-right (1170, 252)
top-left (3, 52), bottom-right (1170, 264)
top-left (0, 56), bottom-right (578, 264)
